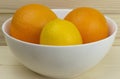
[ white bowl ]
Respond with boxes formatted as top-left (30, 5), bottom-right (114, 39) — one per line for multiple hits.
top-left (2, 9), bottom-right (117, 79)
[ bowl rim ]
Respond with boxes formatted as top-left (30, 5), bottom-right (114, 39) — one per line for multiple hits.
top-left (2, 9), bottom-right (118, 48)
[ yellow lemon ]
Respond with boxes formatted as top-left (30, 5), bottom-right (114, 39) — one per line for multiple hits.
top-left (40, 19), bottom-right (83, 46)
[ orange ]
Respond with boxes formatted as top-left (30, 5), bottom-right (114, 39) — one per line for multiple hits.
top-left (65, 7), bottom-right (109, 43)
top-left (10, 4), bottom-right (57, 44)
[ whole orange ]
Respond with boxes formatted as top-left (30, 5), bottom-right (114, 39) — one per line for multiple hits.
top-left (10, 4), bottom-right (57, 44)
top-left (65, 7), bottom-right (109, 43)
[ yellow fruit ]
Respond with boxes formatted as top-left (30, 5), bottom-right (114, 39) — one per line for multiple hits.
top-left (40, 19), bottom-right (83, 46)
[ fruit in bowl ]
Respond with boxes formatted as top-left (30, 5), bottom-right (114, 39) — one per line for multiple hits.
top-left (2, 4), bottom-right (117, 79)
top-left (65, 7), bottom-right (109, 43)
top-left (40, 18), bottom-right (83, 45)
top-left (10, 4), bottom-right (57, 44)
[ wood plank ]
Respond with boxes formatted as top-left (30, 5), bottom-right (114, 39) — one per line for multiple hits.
top-left (0, 14), bottom-right (12, 46)
top-left (0, 46), bottom-right (120, 79)
top-left (1, 0), bottom-right (120, 13)
top-left (0, 14), bottom-right (120, 46)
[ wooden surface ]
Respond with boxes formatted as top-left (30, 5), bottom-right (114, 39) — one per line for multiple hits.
top-left (0, 46), bottom-right (120, 79)
top-left (1, 0), bottom-right (120, 13)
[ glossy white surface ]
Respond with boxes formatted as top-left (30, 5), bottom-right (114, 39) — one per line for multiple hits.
top-left (2, 9), bottom-right (117, 78)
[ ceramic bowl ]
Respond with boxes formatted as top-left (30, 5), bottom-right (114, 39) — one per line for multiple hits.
top-left (2, 9), bottom-right (117, 79)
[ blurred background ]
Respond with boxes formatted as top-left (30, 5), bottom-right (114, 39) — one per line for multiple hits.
top-left (0, 0), bottom-right (120, 45)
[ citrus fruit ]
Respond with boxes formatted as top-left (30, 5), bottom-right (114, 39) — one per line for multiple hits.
top-left (65, 7), bottom-right (109, 43)
top-left (10, 4), bottom-right (57, 44)
top-left (40, 19), bottom-right (83, 46)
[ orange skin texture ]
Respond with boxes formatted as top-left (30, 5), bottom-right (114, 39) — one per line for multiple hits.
top-left (10, 4), bottom-right (57, 44)
top-left (65, 7), bottom-right (109, 43)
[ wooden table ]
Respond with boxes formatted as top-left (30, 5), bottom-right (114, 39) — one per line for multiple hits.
top-left (0, 0), bottom-right (120, 79)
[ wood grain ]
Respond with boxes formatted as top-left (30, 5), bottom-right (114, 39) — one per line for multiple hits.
top-left (0, 14), bottom-right (12, 46)
top-left (0, 46), bottom-right (120, 79)
top-left (1, 0), bottom-right (120, 13)
top-left (0, 14), bottom-right (120, 46)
